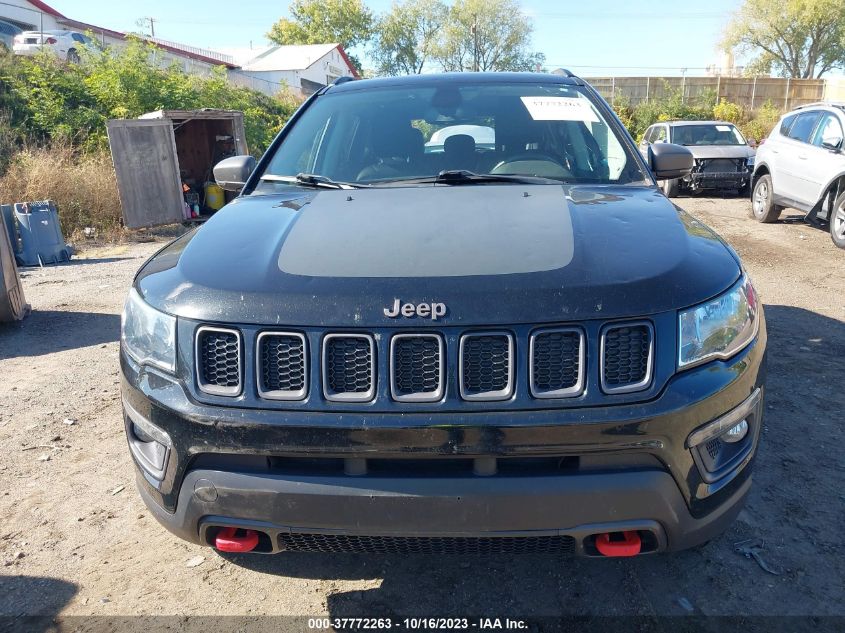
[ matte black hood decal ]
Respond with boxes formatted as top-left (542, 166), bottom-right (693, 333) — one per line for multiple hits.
top-left (137, 184), bottom-right (740, 327)
top-left (277, 186), bottom-right (574, 277)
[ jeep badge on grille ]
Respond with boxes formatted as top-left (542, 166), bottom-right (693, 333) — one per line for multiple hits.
top-left (384, 299), bottom-right (447, 321)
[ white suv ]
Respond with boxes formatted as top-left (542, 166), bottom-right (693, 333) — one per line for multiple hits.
top-left (751, 102), bottom-right (845, 248)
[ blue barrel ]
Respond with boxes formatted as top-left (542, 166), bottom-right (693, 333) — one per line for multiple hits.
top-left (7, 200), bottom-right (73, 267)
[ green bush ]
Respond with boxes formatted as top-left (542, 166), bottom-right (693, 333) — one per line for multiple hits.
top-left (740, 100), bottom-right (780, 143)
top-left (0, 38), bottom-right (301, 156)
top-left (713, 98), bottom-right (744, 125)
top-left (609, 83), bottom-right (784, 145)
top-left (612, 83), bottom-right (715, 141)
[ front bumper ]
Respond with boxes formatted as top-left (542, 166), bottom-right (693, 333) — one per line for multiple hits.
top-left (121, 323), bottom-right (766, 555)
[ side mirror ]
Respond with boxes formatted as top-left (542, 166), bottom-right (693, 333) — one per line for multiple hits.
top-left (214, 155), bottom-right (256, 192)
top-left (649, 143), bottom-right (693, 180)
top-left (822, 138), bottom-right (843, 152)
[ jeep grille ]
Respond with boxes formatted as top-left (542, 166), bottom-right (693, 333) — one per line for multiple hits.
top-left (322, 334), bottom-right (376, 402)
top-left (600, 322), bottom-right (654, 394)
top-left (459, 332), bottom-right (514, 401)
top-left (390, 334), bottom-right (444, 402)
top-left (196, 326), bottom-right (242, 396)
top-left (257, 332), bottom-right (307, 400)
top-left (191, 320), bottom-right (658, 404)
top-left (530, 328), bottom-right (585, 398)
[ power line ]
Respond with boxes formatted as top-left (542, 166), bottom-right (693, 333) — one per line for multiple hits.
top-left (546, 64), bottom-right (712, 70)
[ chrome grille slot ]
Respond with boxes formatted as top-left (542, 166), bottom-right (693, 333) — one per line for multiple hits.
top-left (600, 322), bottom-right (654, 394)
top-left (257, 332), bottom-right (307, 400)
top-left (530, 327), bottom-right (585, 398)
top-left (196, 326), bottom-right (242, 396)
top-left (322, 334), bottom-right (376, 402)
top-left (459, 332), bottom-right (514, 401)
top-left (390, 334), bottom-right (444, 402)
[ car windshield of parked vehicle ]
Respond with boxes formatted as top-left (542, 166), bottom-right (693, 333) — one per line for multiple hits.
top-left (257, 81), bottom-right (649, 189)
top-left (672, 124), bottom-right (746, 146)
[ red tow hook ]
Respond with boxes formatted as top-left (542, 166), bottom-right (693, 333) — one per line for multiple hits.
top-left (595, 531), bottom-right (642, 557)
top-left (214, 527), bottom-right (259, 553)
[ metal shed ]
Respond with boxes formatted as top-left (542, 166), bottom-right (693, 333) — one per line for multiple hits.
top-left (107, 109), bottom-right (248, 229)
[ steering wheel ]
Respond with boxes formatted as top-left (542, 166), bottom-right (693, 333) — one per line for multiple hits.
top-left (491, 152), bottom-right (572, 178)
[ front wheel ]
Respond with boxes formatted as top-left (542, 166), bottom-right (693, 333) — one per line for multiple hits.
top-left (67, 49), bottom-right (80, 63)
top-left (750, 174), bottom-right (782, 223)
top-left (830, 193), bottom-right (845, 249)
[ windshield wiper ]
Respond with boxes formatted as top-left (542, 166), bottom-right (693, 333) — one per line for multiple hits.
top-left (260, 173), bottom-right (369, 189)
top-left (377, 170), bottom-right (566, 186)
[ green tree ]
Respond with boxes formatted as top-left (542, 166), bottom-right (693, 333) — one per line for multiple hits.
top-left (431, 0), bottom-right (544, 72)
top-left (723, 0), bottom-right (845, 78)
top-left (267, 0), bottom-right (375, 72)
top-left (371, 0), bottom-right (448, 75)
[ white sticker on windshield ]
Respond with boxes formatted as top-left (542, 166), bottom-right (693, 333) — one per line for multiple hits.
top-left (716, 125), bottom-right (732, 131)
top-left (520, 96), bottom-right (599, 122)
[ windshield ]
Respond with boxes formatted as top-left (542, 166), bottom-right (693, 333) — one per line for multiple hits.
top-left (671, 124), bottom-right (746, 146)
top-left (257, 81), bottom-right (649, 189)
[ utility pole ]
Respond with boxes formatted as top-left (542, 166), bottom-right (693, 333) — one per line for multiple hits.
top-left (139, 16), bottom-right (156, 38)
top-left (471, 14), bottom-right (479, 72)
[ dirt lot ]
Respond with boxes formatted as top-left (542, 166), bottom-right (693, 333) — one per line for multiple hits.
top-left (1, 197), bottom-right (844, 629)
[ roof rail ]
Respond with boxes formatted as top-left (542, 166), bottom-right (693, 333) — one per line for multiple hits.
top-left (555, 68), bottom-right (576, 77)
top-left (794, 101), bottom-right (845, 110)
top-left (332, 76), bottom-right (355, 86)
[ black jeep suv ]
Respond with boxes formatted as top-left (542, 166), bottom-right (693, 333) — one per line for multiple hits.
top-left (120, 72), bottom-right (766, 558)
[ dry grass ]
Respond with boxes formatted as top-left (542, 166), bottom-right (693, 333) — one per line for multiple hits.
top-left (0, 145), bottom-right (126, 242)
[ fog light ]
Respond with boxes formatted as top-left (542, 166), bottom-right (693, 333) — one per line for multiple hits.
top-left (123, 397), bottom-right (171, 481)
top-left (132, 422), bottom-right (156, 444)
top-left (721, 419), bottom-right (748, 443)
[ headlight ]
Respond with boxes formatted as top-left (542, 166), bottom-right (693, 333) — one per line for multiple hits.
top-left (678, 276), bottom-right (759, 369)
top-left (121, 288), bottom-right (176, 373)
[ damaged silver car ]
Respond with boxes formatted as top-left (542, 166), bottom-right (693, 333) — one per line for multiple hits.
top-left (639, 121), bottom-right (755, 197)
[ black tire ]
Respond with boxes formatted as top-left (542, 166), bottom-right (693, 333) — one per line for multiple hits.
top-left (67, 48), bottom-right (80, 63)
top-left (661, 178), bottom-right (679, 198)
top-left (749, 174), bottom-right (782, 223)
top-left (830, 192), bottom-right (845, 249)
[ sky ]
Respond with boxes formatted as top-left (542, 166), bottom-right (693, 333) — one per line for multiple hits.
top-left (46, 0), bottom-right (744, 76)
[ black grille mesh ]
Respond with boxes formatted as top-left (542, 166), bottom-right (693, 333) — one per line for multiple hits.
top-left (603, 324), bottom-right (651, 388)
top-left (700, 158), bottom-right (744, 173)
top-left (706, 438), bottom-right (721, 460)
top-left (279, 533), bottom-right (576, 555)
top-left (532, 330), bottom-right (581, 394)
top-left (393, 336), bottom-right (441, 397)
top-left (260, 334), bottom-right (306, 394)
top-left (198, 329), bottom-right (240, 390)
top-left (462, 335), bottom-right (511, 396)
top-left (326, 336), bottom-right (373, 396)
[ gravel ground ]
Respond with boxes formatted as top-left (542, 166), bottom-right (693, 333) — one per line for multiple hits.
top-left (1, 197), bottom-right (844, 629)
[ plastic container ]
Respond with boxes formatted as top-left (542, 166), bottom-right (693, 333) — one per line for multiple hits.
top-left (204, 182), bottom-right (225, 210)
top-left (8, 201), bottom-right (73, 267)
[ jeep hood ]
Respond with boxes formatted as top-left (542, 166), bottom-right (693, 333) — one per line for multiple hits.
top-left (136, 184), bottom-right (740, 327)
